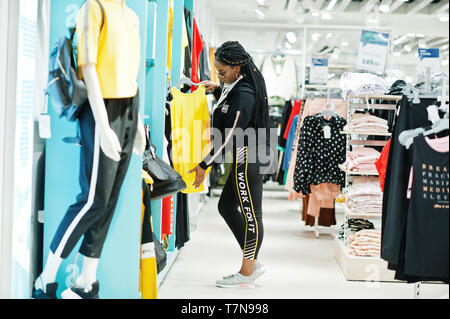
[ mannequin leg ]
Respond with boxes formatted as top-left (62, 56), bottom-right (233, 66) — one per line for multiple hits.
top-left (34, 251), bottom-right (62, 292)
top-left (75, 255), bottom-right (99, 288)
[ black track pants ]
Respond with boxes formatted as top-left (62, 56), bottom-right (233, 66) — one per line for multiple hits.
top-left (218, 146), bottom-right (264, 260)
top-left (50, 94), bottom-right (139, 259)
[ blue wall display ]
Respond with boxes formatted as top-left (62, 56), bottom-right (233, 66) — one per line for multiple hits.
top-left (44, 0), bottom-right (149, 299)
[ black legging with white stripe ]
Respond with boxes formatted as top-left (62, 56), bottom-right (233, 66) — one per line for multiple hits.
top-left (218, 146), bottom-right (264, 260)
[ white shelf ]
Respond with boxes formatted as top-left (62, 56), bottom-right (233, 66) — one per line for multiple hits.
top-left (349, 103), bottom-right (397, 110)
top-left (340, 130), bottom-right (391, 136)
top-left (344, 206), bottom-right (382, 219)
top-left (334, 237), bottom-right (398, 282)
top-left (347, 94), bottom-right (402, 102)
top-left (339, 164), bottom-right (379, 176)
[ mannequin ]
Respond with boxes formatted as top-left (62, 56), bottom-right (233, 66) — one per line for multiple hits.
top-left (33, 0), bottom-right (144, 299)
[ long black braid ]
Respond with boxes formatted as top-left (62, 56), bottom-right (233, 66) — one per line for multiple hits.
top-left (215, 41), bottom-right (269, 129)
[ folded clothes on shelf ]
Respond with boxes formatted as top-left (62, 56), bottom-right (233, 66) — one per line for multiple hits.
top-left (343, 113), bottom-right (389, 133)
top-left (347, 229), bottom-right (381, 257)
top-left (341, 147), bottom-right (381, 172)
top-left (340, 72), bottom-right (389, 101)
top-left (338, 218), bottom-right (375, 240)
top-left (346, 177), bottom-right (383, 213)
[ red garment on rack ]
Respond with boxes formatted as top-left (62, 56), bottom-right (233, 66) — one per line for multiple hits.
top-left (190, 18), bottom-right (204, 92)
top-left (161, 196), bottom-right (174, 239)
top-left (374, 138), bottom-right (391, 192)
top-left (283, 99), bottom-right (302, 140)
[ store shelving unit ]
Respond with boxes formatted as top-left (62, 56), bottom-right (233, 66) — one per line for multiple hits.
top-left (334, 94), bottom-right (401, 282)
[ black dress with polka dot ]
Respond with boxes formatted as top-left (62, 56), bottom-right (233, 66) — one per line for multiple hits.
top-left (293, 115), bottom-right (347, 195)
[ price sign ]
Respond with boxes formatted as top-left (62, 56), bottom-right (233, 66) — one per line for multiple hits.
top-left (418, 48), bottom-right (440, 75)
top-left (357, 30), bottom-right (390, 74)
top-left (310, 57), bottom-right (329, 84)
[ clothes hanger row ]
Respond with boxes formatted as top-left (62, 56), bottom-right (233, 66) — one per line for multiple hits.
top-left (398, 106), bottom-right (449, 149)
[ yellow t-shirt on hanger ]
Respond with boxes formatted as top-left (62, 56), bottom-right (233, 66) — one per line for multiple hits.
top-left (170, 86), bottom-right (211, 193)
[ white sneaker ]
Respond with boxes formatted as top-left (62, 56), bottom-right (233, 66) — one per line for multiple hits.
top-left (222, 260), bottom-right (266, 281)
top-left (216, 272), bottom-right (255, 289)
top-left (253, 260), bottom-right (266, 280)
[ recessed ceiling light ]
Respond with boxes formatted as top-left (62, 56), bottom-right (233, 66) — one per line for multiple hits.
top-left (286, 32), bottom-right (297, 44)
top-left (321, 12), bottom-right (333, 20)
top-left (438, 15), bottom-right (449, 22)
top-left (379, 0), bottom-right (392, 13)
top-left (311, 9), bottom-right (319, 17)
top-left (311, 33), bottom-right (321, 41)
top-left (341, 41), bottom-right (349, 46)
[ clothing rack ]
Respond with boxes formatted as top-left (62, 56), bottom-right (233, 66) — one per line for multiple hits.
top-left (301, 86), bottom-right (342, 238)
top-left (335, 93), bottom-right (401, 282)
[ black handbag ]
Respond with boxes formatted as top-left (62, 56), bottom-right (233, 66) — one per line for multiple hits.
top-left (142, 126), bottom-right (187, 201)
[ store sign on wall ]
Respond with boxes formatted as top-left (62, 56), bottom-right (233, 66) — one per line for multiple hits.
top-left (310, 57), bottom-right (329, 84)
top-left (417, 48), bottom-right (440, 75)
top-left (357, 30), bottom-right (390, 74)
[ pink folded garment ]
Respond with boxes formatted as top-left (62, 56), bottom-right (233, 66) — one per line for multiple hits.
top-left (342, 148), bottom-right (380, 171)
top-left (349, 113), bottom-right (388, 126)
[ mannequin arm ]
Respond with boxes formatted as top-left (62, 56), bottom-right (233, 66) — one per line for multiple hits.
top-left (133, 113), bottom-right (146, 155)
top-left (81, 64), bottom-right (122, 161)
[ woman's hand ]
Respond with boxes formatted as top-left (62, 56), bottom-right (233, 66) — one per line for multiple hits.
top-left (187, 165), bottom-right (206, 188)
top-left (199, 81), bottom-right (220, 93)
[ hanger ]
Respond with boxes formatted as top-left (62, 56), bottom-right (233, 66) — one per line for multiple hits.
top-left (399, 109), bottom-right (449, 149)
top-left (423, 117), bottom-right (449, 137)
top-left (175, 76), bottom-right (200, 89)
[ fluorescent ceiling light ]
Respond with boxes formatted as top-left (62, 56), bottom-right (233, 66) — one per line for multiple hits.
top-left (393, 52), bottom-right (401, 57)
top-left (416, 34), bottom-right (425, 38)
top-left (379, 0), bottom-right (392, 13)
top-left (326, 32), bottom-right (333, 39)
top-left (341, 41), bottom-right (349, 46)
top-left (255, 8), bottom-right (265, 19)
top-left (327, 0), bottom-right (338, 11)
top-left (442, 44), bottom-right (449, 50)
top-left (406, 33), bottom-right (415, 38)
top-left (442, 60), bottom-right (449, 66)
top-left (393, 35), bottom-right (407, 45)
top-left (403, 44), bottom-right (412, 52)
top-left (255, 0), bottom-right (265, 5)
top-left (286, 32), bottom-right (297, 44)
top-left (311, 10), bottom-right (320, 17)
top-left (418, 42), bottom-right (426, 48)
top-left (321, 12), bottom-right (333, 20)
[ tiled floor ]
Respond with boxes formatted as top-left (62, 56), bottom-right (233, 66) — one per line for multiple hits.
top-left (158, 183), bottom-right (449, 299)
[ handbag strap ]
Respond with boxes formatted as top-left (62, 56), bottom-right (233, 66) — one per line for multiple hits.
top-left (144, 124), bottom-right (157, 158)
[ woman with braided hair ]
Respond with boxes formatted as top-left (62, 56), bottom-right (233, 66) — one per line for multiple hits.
top-left (188, 41), bottom-right (270, 288)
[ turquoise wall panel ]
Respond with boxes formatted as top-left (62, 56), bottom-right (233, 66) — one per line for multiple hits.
top-left (44, 0), bottom-right (148, 299)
